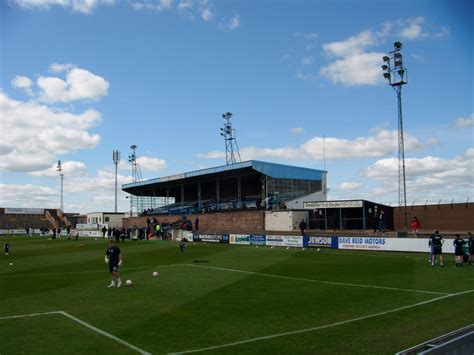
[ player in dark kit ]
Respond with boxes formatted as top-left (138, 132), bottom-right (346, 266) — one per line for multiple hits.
top-left (105, 240), bottom-right (123, 288)
top-left (429, 230), bottom-right (444, 267)
top-left (468, 232), bottom-right (474, 265)
top-left (453, 235), bottom-right (465, 267)
top-left (4, 241), bottom-right (9, 256)
top-left (179, 238), bottom-right (186, 253)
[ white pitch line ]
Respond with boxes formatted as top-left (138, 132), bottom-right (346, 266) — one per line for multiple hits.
top-left (59, 311), bottom-right (151, 355)
top-left (0, 263), bottom-right (183, 278)
top-left (0, 310), bottom-right (150, 355)
top-left (171, 289), bottom-right (474, 354)
top-left (186, 264), bottom-right (450, 296)
top-left (0, 310), bottom-right (62, 320)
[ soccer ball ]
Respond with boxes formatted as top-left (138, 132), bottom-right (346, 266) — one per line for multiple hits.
top-left (125, 280), bottom-right (132, 286)
top-left (9, 262), bottom-right (13, 266)
top-left (316, 248), bottom-right (320, 252)
top-left (152, 271), bottom-right (159, 277)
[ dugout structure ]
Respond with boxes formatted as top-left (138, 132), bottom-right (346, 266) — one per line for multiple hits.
top-left (304, 200), bottom-right (394, 231)
top-left (122, 160), bottom-right (327, 215)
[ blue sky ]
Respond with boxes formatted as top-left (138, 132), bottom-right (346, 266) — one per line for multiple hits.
top-left (0, 0), bottom-right (472, 213)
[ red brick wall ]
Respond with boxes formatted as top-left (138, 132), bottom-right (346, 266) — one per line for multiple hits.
top-left (394, 203), bottom-right (473, 232)
top-left (123, 210), bottom-right (265, 234)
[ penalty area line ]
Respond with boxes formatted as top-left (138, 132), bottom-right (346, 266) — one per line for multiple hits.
top-left (171, 289), bottom-right (474, 354)
top-left (185, 264), bottom-right (450, 296)
top-left (0, 310), bottom-right (150, 355)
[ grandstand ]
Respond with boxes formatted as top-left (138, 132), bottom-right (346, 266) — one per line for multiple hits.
top-left (122, 160), bottom-right (328, 216)
top-left (0, 207), bottom-right (84, 230)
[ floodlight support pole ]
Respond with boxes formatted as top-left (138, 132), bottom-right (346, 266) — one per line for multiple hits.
top-left (382, 41), bottom-right (408, 232)
top-left (113, 150), bottom-right (121, 213)
top-left (397, 87), bottom-right (408, 232)
top-left (60, 174), bottom-right (64, 212)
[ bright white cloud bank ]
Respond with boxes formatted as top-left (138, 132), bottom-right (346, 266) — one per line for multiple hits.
top-left (199, 129), bottom-right (422, 161)
top-left (11, 0), bottom-right (114, 14)
top-left (314, 17), bottom-right (449, 86)
top-left (0, 91), bottom-right (101, 172)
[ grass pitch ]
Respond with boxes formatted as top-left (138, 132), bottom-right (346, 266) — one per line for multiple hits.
top-left (0, 236), bottom-right (472, 354)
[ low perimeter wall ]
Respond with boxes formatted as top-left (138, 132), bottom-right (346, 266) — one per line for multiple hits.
top-left (394, 202), bottom-right (473, 232)
top-left (123, 210), bottom-right (265, 233)
top-left (190, 233), bottom-right (467, 255)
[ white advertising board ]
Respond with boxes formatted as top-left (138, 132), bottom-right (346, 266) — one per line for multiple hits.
top-left (76, 223), bottom-right (99, 230)
top-left (337, 237), bottom-right (455, 254)
top-left (304, 200), bottom-right (363, 209)
top-left (229, 234), bottom-right (251, 245)
top-left (78, 231), bottom-right (101, 238)
top-left (4, 208), bottom-right (44, 215)
top-left (266, 235), bottom-right (303, 247)
top-left (9, 229), bottom-right (28, 235)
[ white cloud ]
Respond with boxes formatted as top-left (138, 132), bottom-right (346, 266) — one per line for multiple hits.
top-left (294, 32), bottom-right (318, 40)
top-left (323, 30), bottom-right (377, 57)
top-left (301, 55), bottom-right (314, 65)
top-left (132, 0), bottom-right (173, 12)
top-left (316, 18), bottom-right (448, 87)
top-left (196, 151), bottom-right (225, 159)
top-left (199, 0), bottom-right (213, 21)
top-left (36, 67), bottom-right (109, 103)
top-left (177, 0), bottom-right (192, 10)
top-left (226, 15), bottom-right (240, 31)
top-left (338, 182), bottom-right (363, 191)
top-left (49, 63), bottom-right (76, 73)
top-left (0, 91), bottom-right (101, 172)
top-left (360, 149), bottom-right (474, 204)
top-left (137, 156), bottom-right (167, 172)
top-left (295, 70), bottom-right (318, 81)
top-left (396, 17), bottom-right (450, 40)
top-left (319, 52), bottom-right (384, 86)
top-left (11, 0), bottom-right (114, 14)
top-left (319, 30), bottom-right (384, 86)
top-left (29, 161), bottom-right (88, 177)
top-left (0, 183), bottom-right (58, 208)
top-left (199, 129), bottom-right (422, 162)
top-left (11, 76), bottom-right (33, 95)
top-left (290, 127), bottom-right (305, 135)
top-left (454, 114), bottom-right (474, 129)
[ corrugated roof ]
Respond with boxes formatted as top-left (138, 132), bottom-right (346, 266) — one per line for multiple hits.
top-left (122, 160), bottom-right (326, 190)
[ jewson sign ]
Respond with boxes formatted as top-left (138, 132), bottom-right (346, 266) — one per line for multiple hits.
top-left (303, 236), bottom-right (338, 249)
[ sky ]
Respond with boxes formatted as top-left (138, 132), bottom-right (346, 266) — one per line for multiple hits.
top-left (0, 0), bottom-right (472, 214)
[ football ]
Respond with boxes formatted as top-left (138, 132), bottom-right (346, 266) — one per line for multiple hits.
top-left (152, 271), bottom-right (159, 277)
top-left (125, 279), bottom-right (132, 286)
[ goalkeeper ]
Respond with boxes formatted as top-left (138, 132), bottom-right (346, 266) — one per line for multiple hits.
top-left (105, 240), bottom-right (123, 288)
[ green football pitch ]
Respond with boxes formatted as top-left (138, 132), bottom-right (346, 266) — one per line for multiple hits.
top-left (0, 236), bottom-right (472, 354)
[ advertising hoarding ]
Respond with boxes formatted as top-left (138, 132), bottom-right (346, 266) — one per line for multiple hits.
top-left (249, 235), bottom-right (266, 246)
top-left (193, 234), bottom-right (229, 243)
top-left (229, 234), bottom-right (251, 245)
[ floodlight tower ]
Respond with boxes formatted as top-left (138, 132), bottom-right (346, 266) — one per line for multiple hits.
top-left (56, 160), bottom-right (64, 211)
top-left (112, 150), bottom-right (121, 213)
top-left (220, 112), bottom-right (241, 165)
top-left (128, 145), bottom-right (143, 215)
top-left (382, 41), bottom-right (408, 231)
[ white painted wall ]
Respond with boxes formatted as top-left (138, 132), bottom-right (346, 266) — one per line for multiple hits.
top-left (265, 210), bottom-right (308, 231)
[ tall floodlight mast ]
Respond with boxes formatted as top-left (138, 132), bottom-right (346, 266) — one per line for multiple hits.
top-left (128, 145), bottom-right (143, 216)
top-left (220, 112), bottom-right (241, 165)
top-left (56, 160), bottom-right (64, 211)
top-left (112, 150), bottom-right (121, 213)
top-left (382, 41), bottom-right (408, 231)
